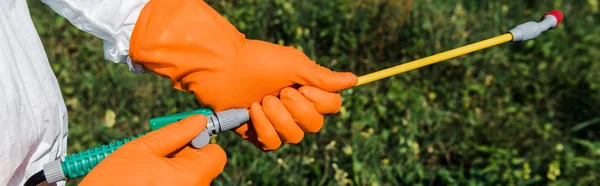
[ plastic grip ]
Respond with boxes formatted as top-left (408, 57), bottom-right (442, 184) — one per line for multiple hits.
top-left (61, 133), bottom-right (146, 179)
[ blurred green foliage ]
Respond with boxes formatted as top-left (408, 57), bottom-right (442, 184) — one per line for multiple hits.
top-left (27, 0), bottom-right (599, 185)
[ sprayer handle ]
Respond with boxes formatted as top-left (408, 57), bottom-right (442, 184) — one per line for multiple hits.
top-left (43, 108), bottom-right (249, 184)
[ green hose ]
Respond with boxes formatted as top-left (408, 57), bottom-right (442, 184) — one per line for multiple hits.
top-left (61, 133), bottom-right (146, 179)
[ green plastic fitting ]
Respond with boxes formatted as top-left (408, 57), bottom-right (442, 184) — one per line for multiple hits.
top-left (149, 108), bottom-right (213, 131)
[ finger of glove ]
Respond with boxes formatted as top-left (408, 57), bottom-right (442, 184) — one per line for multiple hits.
top-left (280, 87), bottom-right (324, 133)
top-left (170, 144), bottom-right (227, 185)
top-left (249, 102), bottom-right (282, 150)
top-left (168, 145), bottom-right (194, 158)
top-left (299, 86), bottom-right (344, 114)
top-left (294, 59), bottom-right (358, 93)
top-left (233, 123), bottom-right (252, 140)
top-left (262, 95), bottom-right (304, 144)
top-left (233, 122), bottom-right (269, 151)
top-left (128, 115), bottom-right (208, 156)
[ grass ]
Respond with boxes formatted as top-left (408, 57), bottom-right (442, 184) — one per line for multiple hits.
top-left (28, 0), bottom-right (599, 185)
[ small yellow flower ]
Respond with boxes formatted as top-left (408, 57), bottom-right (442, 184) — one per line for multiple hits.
top-left (104, 109), bottom-right (116, 128)
top-left (325, 140), bottom-right (337, 151)
top-left (428, 92), bottom-right (437, 100)
top-left (547, 161), bottom-right (561, 181)
top-left (555, 143), bottom-right (564, 151)
top-left (360, 128), bottom-right (374, 138)
top-left (524, 163), bottom-right (531, 180)
top-left (343, 145), bottom-right (353, 155)
top-left (277, 158), bottom-right (289, 169)
top-left (302, 157), bottom-right (315, 165)
top-left (381, 158), bottom-right (390, 165)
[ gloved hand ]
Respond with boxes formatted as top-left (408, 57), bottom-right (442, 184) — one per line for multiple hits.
top-left (79, 115), bottom-right (226, 186)
top-left (129, 0), bottom-right (357, 151)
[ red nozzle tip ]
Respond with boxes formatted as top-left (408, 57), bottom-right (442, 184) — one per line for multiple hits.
top-left (542, 9), bottom-right (564, 27)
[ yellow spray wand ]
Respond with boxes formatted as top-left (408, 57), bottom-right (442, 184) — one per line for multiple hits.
top-left (355, 9), bottom-right (563, 87)
top-left (355, 34), bottom-right (513, 86)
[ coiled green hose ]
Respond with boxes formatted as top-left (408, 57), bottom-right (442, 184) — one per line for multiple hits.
top-left (62, 133), bottom-right (146, 179)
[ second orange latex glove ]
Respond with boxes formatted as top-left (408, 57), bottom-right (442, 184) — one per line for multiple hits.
top-left (79, 115), bottom-right (226, 186)
top-left (129, 0), bottom-right (357, 151)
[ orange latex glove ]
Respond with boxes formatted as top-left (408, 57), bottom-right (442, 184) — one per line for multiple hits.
top-left (79, 115), bottom-right (226, 186)
top-left (129, 0), bottom-right (357, 151)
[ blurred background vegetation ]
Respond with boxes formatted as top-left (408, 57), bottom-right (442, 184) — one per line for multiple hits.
top-left (28, 0), bottom-right (599, 185)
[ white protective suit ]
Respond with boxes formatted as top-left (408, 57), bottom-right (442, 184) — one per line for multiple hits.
top-left (0, 0), bottom-right (147, 185)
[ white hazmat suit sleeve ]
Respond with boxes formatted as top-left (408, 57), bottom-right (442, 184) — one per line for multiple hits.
top-left (1, 0), bottom-right (150, 185)
top-left (41, 0), bottom-right (150, 73)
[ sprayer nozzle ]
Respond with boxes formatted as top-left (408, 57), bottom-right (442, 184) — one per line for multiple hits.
top-left (509, 9), bottom-right (563, 42)
top-left (542, 10), bottom-right (563, 28)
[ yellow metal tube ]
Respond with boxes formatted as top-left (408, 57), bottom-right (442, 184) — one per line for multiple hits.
top-left (355, 33), bottom-right (514, 86)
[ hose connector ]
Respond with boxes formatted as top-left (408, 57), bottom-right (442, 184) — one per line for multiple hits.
top-left (147, 108), bottom-right (250, 148)
top-left (43, 160), bottom-right (65, 184)
top-left (191, 109), bottom-right (249, 148)
top-left (509, 10), bottom-right (563, 42)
